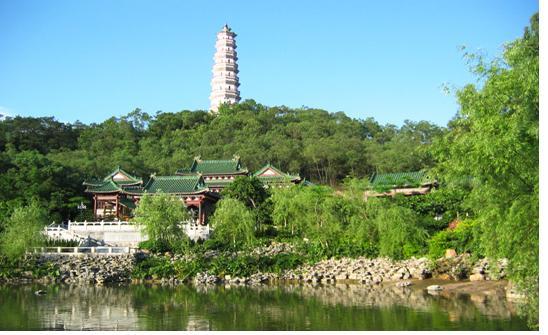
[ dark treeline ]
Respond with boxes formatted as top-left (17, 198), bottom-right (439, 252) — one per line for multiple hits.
top-left (0, 104), bottom-right (443, 221)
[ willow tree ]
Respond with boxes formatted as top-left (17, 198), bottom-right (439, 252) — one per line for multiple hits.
top-left (210, 198), bottom-right (255, 250)
top-left (433, 13), bottom-right (538, 328)
top-left (133, 193), bottom-right (190, 250)
top-left (0, 201), bottom-right (47, 260)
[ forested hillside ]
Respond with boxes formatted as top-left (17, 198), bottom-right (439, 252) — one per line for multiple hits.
top-left (0, 104), bottom-right (443, 220)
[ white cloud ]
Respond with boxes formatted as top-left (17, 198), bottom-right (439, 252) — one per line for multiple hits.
top-left (0, 106), bottom-right (14, 120)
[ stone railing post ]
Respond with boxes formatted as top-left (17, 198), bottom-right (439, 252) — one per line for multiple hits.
top-left (91, 247), bottom-right (96, 254)
top-left (57, 247), bottom-right (61, 253)
top-left (108, 247), bottom-right (112, 254)
top-left (73, 247), bottom-right (78, 254)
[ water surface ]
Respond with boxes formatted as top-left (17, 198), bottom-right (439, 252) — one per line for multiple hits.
top-left (0, 282), bottom-right (528, 331)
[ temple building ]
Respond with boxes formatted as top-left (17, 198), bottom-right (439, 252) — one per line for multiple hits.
top-left (175, 156), bottom-right (248, 192)
top-left (253, 163), bottom-right (302, 187)
top-left (84, 167), bottom-right (219, 223)
top-left (364, 171), bottom-right (437, 200)
top-left (84, 158), bottom-right (304, 221)
top-left (209, 24), bottom-right (240, 113)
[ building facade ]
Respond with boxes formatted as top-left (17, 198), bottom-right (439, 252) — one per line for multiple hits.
top-left (84, 159), bottom-right (303, 221)
top-left (364, 171), bottom-right (437, 200)
top-left (175, 155), bottom-right (249, 192)
top-left (209, 24), bottom-right (240, 113)
top-left (84, 167), bottom-right (219, 224)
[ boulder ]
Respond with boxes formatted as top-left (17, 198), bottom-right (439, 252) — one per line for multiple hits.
top-left (469, 273), bottom-right (485, 281)
top-left (427, 285), bottom-right (443, 291)
top-left (445, 249), bottom-right (457, 258)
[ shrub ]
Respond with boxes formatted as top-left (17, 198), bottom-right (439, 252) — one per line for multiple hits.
top-left (133, 193), bottom-right (191, 253)
top-left (210, 198), bottom-right (255, 250)
top-left (375, 205), bottom-right (428, 260)
top-left (132, 256), bottom-right (175, 279)
top-left (428, 219), bottom-right (483, 259)
top-left (0, 201), bottom-right (48, 260)
top-left (138, 239), bottom-right (171, 253)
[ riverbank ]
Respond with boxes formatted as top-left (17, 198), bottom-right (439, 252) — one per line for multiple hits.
top-left (0, 245), bottom-right (511, 297)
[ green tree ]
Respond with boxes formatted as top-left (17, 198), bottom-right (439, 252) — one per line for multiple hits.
top-left (375, 205), bottom-right (428, 260)
top-left (0, 201), bottom-right (48, 259)
top-left (222, 176), bottom-right (272, 232)
top-left (210, 198), bottom-right (255, 250)
top-left (432, 13), bottom-right (538, 327)
top-left (133, 193), bottom-right (190, 251)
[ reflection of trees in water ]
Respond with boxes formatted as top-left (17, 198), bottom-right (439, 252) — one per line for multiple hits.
top-left (129, 284), bottom-right (527, 331)
top-left (0, 283), bottom-right (529, 331)
top-left (0, 284), bottom-right (138, 330)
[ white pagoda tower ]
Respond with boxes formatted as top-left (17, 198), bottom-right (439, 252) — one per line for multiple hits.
top-left (209, 24), bottom-right (240, 113)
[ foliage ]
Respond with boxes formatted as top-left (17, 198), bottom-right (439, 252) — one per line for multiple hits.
top-left (0, 100), bottom-right (442, 224)
top-left (391, 189), bottom-right (470, 234)
top-left (222, 176), bottom-right (272, 231)
top-left (210, 198), bottom-right (255, 250)
top-left (432, 13), bottom-right (538, 328)
top-left (374, 205), bottom-right (428, 260)
top-left (138, 239), bottom-right (172, 253)
top-left (133, 193), bottom-right (191, 252)
top-left (43, 238), bottom-right (80, 248)
top-left (0, 201), bottom-right (48, 260)
top-left (132, 255), bottom-right (176, 279)
top-left (427, 220), bottom-right (484, 259)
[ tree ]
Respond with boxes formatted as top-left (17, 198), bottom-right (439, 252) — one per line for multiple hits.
top-left (432, 13), bottom-right (538, 327)
top-left (133, 193), bottom-right (190, 250)
top-left (210, 198), bottom-right (255, 250)
top-left (222, 176), bottom-right (272, 232)
top-left (0, 201), bottom-right (48, 259)
top-left (374, 205), bottom-right (428, 260)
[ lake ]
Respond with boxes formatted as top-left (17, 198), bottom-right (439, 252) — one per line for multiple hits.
top-left (0, 281), bottom-right (529, 331)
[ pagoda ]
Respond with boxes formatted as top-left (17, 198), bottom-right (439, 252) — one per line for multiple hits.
top-left (209, 24), bottom-right (240, 113)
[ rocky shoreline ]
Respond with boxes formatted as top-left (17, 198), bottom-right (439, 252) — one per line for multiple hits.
top-left (1, 248), bottom-right (511, 292)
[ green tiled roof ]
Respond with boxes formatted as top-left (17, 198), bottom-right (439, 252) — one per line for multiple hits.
top-left (84, 166), bottom-right (143, 193)
top-left (85, 167), bottom-right (209, 195)
top-left (103, 166), bottom-right (142, 183)
top-left (204, 179), bottom-right (235, 187)
top-left (253, 163), bottom-right (301, 184)
top-left (85, 180), bottom-right (122, 193)
top-left (143, 175), bottom-right (207, 194)
top-left (120, 198), bottom-right (136, 209)
top-left (369, 171), bottom-right (433, 188)
top-left (176, 156), bottom-right (248, 175)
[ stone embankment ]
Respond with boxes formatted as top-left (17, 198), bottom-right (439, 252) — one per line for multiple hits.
top-left (11, 254), bottom-right (136, 285)
top-left (3, 245), bottom-right (507, 289)
top-left (195, 256), bottom-right (433, 285)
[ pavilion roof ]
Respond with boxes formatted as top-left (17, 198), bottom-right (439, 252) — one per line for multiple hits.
top-left (253, 163), bottom-right (301, 184)
top-left (369, 171), bottom-right (435, 188)
top-left (176, 155), bottom-right (248, 175)
top-left (141, 175), bottom-right (207, 194)
top-left (84, 167), bottom-right (210, 195)
top-left (83, 167), bottom-right (143, 193)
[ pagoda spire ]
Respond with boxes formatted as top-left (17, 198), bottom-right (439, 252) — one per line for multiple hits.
top-left (209, 24), bottom-right (240, 113)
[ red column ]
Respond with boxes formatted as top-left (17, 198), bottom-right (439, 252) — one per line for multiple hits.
top-left (115, 195), bottom-right (119, 219)
top-left (93, 195), bottom-right (97, 220)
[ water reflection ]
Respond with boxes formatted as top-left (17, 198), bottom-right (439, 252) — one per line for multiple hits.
top-left (0, 282), bottom-right (528, 331)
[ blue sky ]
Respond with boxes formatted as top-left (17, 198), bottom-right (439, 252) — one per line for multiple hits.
top-left (0, 0), bottom-right (538, 126)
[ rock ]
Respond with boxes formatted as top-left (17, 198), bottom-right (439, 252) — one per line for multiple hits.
top-left (335, 273), bottom-right (348, 281)
top-left (469, 273), bottom-right (485, 281)
top-left (396, 281), bottom-right (412, 287)
top-left (34, 290), bottom-right (47, 295)
top-left (445, 249), bottom-right (457, 258)
top-left (427, 285), bottom-right (443, 291)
